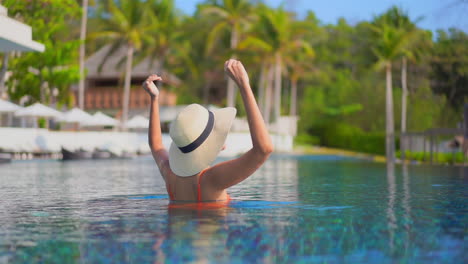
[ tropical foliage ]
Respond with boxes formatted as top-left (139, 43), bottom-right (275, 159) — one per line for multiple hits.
top-left (2, 1), bottom-right (467, 155)
top-left (200, 0), bottom-right (255, 108)
top-left (90, 0), bottom-right (155, 127)
top-left (4, 0), bottom-right (81, 106)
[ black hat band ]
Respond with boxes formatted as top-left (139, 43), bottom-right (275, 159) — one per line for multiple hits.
top-left (178, 110), bottom-right (214, 153)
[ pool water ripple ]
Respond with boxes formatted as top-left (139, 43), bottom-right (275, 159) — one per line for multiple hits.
top-left (0, 156), bottom-right (466, 263)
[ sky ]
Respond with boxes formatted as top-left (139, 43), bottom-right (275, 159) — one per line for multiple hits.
top-left (174, 0), bottom-right (468, 33)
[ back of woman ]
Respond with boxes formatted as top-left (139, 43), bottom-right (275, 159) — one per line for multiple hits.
top-left (144, 59), bottom-right (273, 203)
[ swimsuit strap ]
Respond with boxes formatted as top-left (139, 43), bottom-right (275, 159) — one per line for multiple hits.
top-left (167, 168), bottom-right (209, 202)
top-left (197, 168), bottom-right (209, 202)
top-left (166, 182), bottom-right (175, 201)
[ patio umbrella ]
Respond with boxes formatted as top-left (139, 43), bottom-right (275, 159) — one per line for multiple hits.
top-left (14, 103), bottom-right (62, 119)
top-left (0, 99), bottom-right (22, 113)
top-left (0, 99), bottom-right (22, 127)
top-left (124, 115), bottom-right (149, 129)
top-left (59, 107), bottom-right (93, 124)
top-left (14, 103), bottom-right (62, 128)
top-left (82, 111), bottom-right (119, 127)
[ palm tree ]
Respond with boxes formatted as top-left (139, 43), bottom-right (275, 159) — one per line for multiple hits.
top-left (175, 14), bottom-right (221, 105)
top-left (92, 0), bottom-right (152, 129)
top-left (200, 0), bottom-right (254, 107)
top-left (285, 43), bottom-right (315, 116)
top-left (369, 19), bottom-right (414, 162)
top-left (372, 7), bottom-right (428, 161)
top-left (78, 0), bottom-right (88, 109)
top-left (238, 37), bottom-right (275, 122)
top-left (378, 7), bottom-right (422, 135)
top-left (139, 0), bottom-right (179, 72)
top-left (240, 5), bottom-right (309, 125)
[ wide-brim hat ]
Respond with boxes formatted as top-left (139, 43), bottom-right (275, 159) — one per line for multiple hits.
top-left (169, 104), bottom-right (236, 177)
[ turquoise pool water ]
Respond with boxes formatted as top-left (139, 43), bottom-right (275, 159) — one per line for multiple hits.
top-left (0, 155), bottom-right (465, 263)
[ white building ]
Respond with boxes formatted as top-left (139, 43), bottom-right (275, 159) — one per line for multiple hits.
top-left (0, 4), bottom-right (45, 99)
top-left (0, 4), bottom-right (44, 52)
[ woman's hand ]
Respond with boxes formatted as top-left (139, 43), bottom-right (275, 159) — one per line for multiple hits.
top-left (143, 74), bottom-right (162, 98)
top-left (224, 59), bottom-right (250, 88)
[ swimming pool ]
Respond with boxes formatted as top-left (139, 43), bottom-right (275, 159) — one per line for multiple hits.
top-left (0, 155), bottom-right (465, 263)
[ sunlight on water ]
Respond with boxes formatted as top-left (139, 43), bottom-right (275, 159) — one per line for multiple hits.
top-left (0, 156), bottom-right (466, 263)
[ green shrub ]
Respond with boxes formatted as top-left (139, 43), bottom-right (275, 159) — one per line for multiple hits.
top-left (317, 123), bottom-right (388, 155)
top-left (454, 152), bottom-right (466, 163)
top-left (398, 150), bottom-right (467, 164)
top-left (295, 133), bottom-right (320, 145)
top-left (38, 118), bottom-right (46, 128)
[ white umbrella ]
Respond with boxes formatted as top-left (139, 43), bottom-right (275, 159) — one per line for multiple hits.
top-left (0, 99), bottom-right (22, 113)
top-left (14, 103), bottom-right (62, 119)
top-left (59, 107), bottom-right (93, 124)
top-left (0, 99), bottom-right (22, 127)
top-left (83, 111), bottom-right (119, 127)
top-left (125, 115), bottom-right (149, 129)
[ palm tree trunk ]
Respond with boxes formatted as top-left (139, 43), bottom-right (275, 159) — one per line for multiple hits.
top-left (226, 27), bottom-right (238, 107)
top-left (401, 57), bottom-right (407, 133)
top-left (274, 53), bottom-right (282, 127)
top-left (0, 54), bottom-right (8, 98)
top-left (386, 62), bottom-right (395, 163)
top-left (258, 64), bottom-right (266, 115)
top-left (264, 64), bottom-right (274, 125)
top-left (400, 57), bottom-right (408, 160)
top-left (290, 77), bottom-right (298, 116)
top-left (122, 44), bottom-right (134, 131)
top-left (78, 0), bottom-right (88, 109)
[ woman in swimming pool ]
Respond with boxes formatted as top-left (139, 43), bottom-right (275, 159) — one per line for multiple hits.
top-left (143, 59), bottom-right (273, 203)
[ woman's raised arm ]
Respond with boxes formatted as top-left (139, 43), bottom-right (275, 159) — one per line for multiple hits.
top-left (225, 60), bottom-right (273, 156)
top-left (205, 59), bottom-right (274, 189)
top-left (144, 74), bottom-right (170, 181)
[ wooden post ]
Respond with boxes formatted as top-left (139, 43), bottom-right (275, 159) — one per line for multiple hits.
top-left (464, 104), bottom-right (468, 162)
top-left (423, 136), bottom-right (426, 161)
top-left (409, 134), bottom-right (412, 156)
top-left (400, 133), bottom-right (405, 162)
top-left (429, 131), bottom-right (433, 165)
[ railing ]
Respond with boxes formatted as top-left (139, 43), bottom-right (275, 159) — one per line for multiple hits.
top-left (83, 86), bottom-right (176, 110)
top-left (400, 128), bottom-right (465, 164)
top-left (400, 105), bottom-right (468, 165)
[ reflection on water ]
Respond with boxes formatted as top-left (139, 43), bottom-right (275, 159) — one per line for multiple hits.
top-left (386, 162), bottom-right (396, 252)
top-left (0, 156), bottom-right (466, 263)
top-left (402, 164), bottom-right (412, 254)
top-left (229, 154), bottom-right (299, 201)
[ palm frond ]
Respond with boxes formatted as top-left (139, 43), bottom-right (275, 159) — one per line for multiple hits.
top-left (88, 30), bottom-right (120, 41)
top-left (238, 36), bottom-right (273, 53)
top-left (200, 6), bottom-right (229, 19)
top-left (205, 20), bottom-right (229, 55)
top-left (97, 41), bottom-right (125, 74)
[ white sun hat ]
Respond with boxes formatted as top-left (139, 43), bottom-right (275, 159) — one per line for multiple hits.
top-left (169, 104), bottom-right (236, 177)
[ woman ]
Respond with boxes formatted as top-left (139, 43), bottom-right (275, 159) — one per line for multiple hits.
top-left (143, 59), bottom-right (273, 203)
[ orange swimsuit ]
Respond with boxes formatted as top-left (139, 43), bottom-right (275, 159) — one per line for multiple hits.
top-left (166, 168), bottom-right (230, 203)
